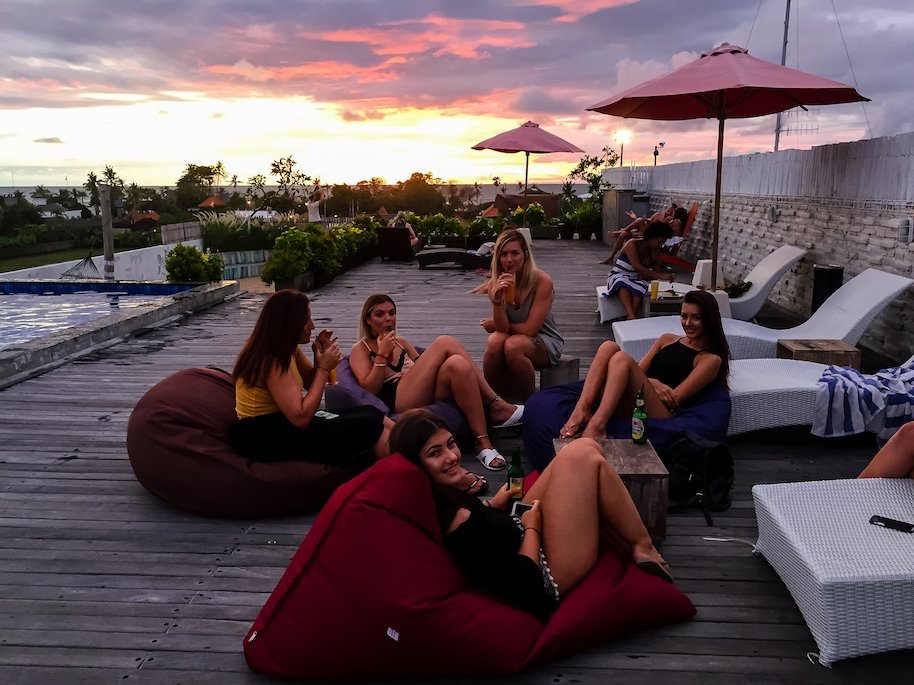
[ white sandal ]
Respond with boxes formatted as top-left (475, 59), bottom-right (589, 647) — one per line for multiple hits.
top-left (475, 447), bottom-right (506, 471)
top-left (492, 404), bottom-right (524, 429)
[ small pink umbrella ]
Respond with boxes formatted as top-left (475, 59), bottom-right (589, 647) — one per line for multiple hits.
top-left (588, 42), bottom-right (868, 288)
top-left (472, 121), bottom-right (583, 194)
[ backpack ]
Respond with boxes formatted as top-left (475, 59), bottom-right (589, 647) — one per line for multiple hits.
top-left (660, 431), bottom-right (734, 526)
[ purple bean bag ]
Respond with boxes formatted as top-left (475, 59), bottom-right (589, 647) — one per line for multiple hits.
top-left (325, 356), bottom-right (473, 448)
top-left (523, 381), bottom-right (731, 471)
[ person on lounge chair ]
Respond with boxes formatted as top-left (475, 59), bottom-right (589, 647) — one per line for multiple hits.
top-left (560, 290), bottom-right (730, 440)
top-left (859, 421), bottom-right (914, 478)
top-left (389, 211), bottom-right (419, 248)
top-left (601, 204), bottom-right (686, 265)
top-left (604, 221), bottom-right (676, 320)
top-left (351, 293), bottom-right (523, 472)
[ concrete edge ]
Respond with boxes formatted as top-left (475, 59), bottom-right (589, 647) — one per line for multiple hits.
top-left (0, 280), bottom-right (240, 389)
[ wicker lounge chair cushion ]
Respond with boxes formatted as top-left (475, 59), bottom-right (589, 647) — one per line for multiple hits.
top-left (753, 478), bottom-right (914, 666)
top-left (243, 454), bottom-right (696, 680)
top-left (522, 381), bottom-right (731, 471)
top-left (325, 356), bottom-right (473, 448)
top-left (127, 367), bottom-right (357, 518)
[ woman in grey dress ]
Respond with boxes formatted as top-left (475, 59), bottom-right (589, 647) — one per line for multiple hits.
top-left (481, 229), bottom-right (564, 401)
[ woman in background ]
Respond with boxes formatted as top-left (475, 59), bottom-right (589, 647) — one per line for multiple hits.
top-left (481, 229), bottom-right (564, 401)
top-left (604, 221), bottom-right (675, 320)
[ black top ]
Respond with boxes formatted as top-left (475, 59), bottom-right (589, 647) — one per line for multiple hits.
top-left (444, 500), bottom-right (557, 620)
top-left (368, 346), bottom-right (409, 372)
top-left (649, 339), bottom-right (702, 389)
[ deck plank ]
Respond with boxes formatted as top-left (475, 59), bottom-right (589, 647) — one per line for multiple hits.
top-left (0, 238), bottom-right (906, 681)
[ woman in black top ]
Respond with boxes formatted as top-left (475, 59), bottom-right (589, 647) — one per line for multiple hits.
top-left (560, 289), bottom-right (730, 440)
top-left (390, 409), bottom-right (672, 619)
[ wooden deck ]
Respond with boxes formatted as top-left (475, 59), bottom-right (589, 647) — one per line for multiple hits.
top-left (1, 239), bottom-right (909, 683)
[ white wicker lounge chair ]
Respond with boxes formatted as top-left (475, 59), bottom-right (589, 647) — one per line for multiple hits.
top-left (613, 268), bottom-right (913, 360)
top-left (729, 245), bottom-right (807, 321)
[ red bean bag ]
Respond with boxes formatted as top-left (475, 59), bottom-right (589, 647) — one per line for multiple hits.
top-left (127, 367), bottom-right (359, 518)
top-left (243, 454), bottom-right (696, 680)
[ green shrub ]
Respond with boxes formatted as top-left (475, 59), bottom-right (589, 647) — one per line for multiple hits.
top-left (260, 249), bottom-right (307, 286)
top-left (524, 202), bottom-right (546, 227)
top-left (201, 211), bottom-right (284, 252)
top-left (164, 243), bottom-right (221, 282)
top-left (415, 213), bottom-right (464, 242)
top-left (468, 216), bottom-right (499, 241)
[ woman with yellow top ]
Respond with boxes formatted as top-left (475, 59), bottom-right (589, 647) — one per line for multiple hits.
top-left (231, 289), bottom-right (392, 464)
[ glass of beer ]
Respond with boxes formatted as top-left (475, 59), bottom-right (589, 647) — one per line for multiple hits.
top-left (327, 367), bottom-right (338, 385)
top-left (650, 280), bottom-right (660, 301)
top-left (504, 281), bottom-right (515, 303)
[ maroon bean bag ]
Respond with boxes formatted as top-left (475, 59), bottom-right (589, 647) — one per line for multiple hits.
top-left (243, 454), bottom-right (696, 680)
top-left (127, 367), bottom-right (359, 518)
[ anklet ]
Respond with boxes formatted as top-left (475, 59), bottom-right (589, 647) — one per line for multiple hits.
top-left (484, 395), bottom-right (500, 408)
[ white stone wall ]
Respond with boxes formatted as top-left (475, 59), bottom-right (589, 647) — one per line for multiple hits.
top-left (3, 241), bottom-right (204, 281)
top-left (647, 191), bottom-right (914, 362)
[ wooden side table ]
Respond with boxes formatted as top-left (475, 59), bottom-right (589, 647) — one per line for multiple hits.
top-left (553, 438), bottom-right (668, 540)
top-left (776, 339), bottom-right (861, 369)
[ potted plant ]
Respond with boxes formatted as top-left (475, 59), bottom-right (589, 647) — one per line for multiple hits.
top-left (260, 228), bottom-right (314, 291)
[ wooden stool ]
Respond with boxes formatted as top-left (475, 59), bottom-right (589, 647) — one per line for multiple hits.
top-left (554, 437), bottom-right (668, 540)
top-left (776, 339), bottom-right (861, 369)
top-left (539, 355), bottom-right (579, 389)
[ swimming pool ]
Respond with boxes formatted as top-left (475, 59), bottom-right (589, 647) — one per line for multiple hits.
top-left (0, 281), bottom-right (195, 350)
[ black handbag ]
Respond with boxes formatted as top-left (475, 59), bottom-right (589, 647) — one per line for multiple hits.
top-left (660, 431), bottom-right (734, 526)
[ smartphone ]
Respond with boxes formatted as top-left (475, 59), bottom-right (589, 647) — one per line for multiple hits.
top-left (869, 514), bottom-right (914, 533)
top-left (510, 501), bottom-right (533, 517)
top-left (314, 410), bottom-right (339, 420)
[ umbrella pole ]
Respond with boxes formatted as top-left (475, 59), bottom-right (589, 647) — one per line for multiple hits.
top-left (523, 151), bottom-right (529, 227)
top-left (711, 116), bottom-right (724, 291)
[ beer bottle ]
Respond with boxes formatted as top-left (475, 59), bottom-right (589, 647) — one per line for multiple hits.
top-left (632, 386), bottom-right (648, 444)
top-left (507, 447), bottom-right (525, 499)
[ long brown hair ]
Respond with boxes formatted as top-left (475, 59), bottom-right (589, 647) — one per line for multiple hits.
top-left (390, 409), bottom-right (476, 528)
top-left (233, 289), bottom-right (310, 388)
top-left (359, 293), bottom-right (396, 340)
top-left (491, 229), bottom-right (537, 294)
top-left (683, 290), bottom-right (730, 388)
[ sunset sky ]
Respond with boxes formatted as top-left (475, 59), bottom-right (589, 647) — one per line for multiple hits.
top-left (2, 0), bottom-right (912, 190)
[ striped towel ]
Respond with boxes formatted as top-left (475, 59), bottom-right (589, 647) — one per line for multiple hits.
top-left (813, 359), bottom-right (914, 442)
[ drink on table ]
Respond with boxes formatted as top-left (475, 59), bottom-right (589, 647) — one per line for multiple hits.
top-left (632, 386), bottom-right (648, 444)
top-left (650, 279), bottom-right (660, 301)
top-left (507, 447), bottom-right (525, 499)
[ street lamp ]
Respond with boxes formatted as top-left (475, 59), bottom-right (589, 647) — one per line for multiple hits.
top-left (653, 141), bottom-right (665, 166)
top-left (613, 130), bottom-right (632, 166)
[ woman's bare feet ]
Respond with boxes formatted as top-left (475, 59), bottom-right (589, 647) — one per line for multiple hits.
top-left (559, 405), bottom-right (592, 438)
top-left (487, 396), bottom-right (522, 427)
top-left (632, 544), bottom-right (673, 583)
top-left (581, 420), bottom-right (606, 441)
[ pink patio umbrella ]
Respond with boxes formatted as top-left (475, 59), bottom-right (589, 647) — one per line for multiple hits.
top-left (588, 42), bottom-right (868, 289)
top-left (472, 121), bottom-right (583, 195)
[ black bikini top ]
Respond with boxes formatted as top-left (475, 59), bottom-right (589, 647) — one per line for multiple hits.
top-left (368, 346), bottom-right (409, 372)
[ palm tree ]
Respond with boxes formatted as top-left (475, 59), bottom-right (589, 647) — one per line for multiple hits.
top-left (84, 172), bottom-right (101, 215)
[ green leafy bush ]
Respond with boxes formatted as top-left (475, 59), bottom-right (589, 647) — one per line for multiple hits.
top-left (164, 243), bottom-right (223, 282)
top-left (415, 213), bottom-right (464, 242)
top-left (524, 202), bottom-right (546, 227)
top-left (200, 211), bottom-right (285, 252)
top-left (468, 216), bottom-right (499, 241)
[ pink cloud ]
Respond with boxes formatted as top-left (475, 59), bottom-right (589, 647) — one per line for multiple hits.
top-left (204, 56), bottom-right (407, 84)
top-left (307, 14), bottom-right (533, 60)
top-left (527, 0), bottom-right (639, 23)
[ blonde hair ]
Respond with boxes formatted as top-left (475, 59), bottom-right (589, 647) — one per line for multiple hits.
top-left (359, 293), bottom-right (395, 340)
top-left (491, 229), bottom-right (537, 293)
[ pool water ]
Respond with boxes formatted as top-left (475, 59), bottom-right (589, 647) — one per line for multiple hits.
top-left (0, 291), bottom-right (173, 350)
